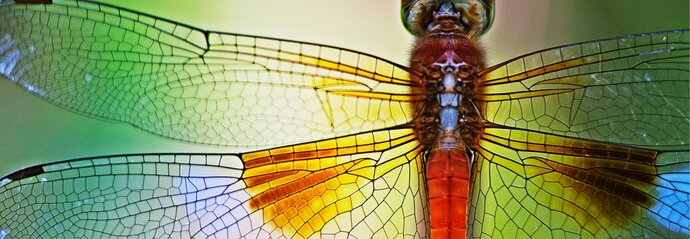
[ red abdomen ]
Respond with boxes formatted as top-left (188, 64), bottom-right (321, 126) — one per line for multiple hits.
top-left (426, 147), bottom-right (470, 239)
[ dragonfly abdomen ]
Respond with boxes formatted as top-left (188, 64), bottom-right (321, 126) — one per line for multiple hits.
top-left (426, 147), bottom-right (471, 239)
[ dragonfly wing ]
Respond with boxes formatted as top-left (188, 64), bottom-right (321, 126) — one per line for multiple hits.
top-left (470, 30), bottom-right (689, 238)
top-left (478, 30), bottom-right (689, 150)
top-left (0, 0), bottom-right (414, 147)
top-left (0, 127), bottom-right (429, 238)
top-left (469, 126), bottom-right (689, 238)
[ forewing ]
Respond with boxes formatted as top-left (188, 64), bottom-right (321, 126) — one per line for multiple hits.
top-left (478, 30), bottom-right (689, 149)
top-left (0, 0), bottom-right (414, 146)
top-left (468, 126), bottom-right (689, 238)
top-left (0, 128), bottom-right (429, 238)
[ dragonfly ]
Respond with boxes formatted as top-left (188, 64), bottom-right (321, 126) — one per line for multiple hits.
top-left (0, 0), bottom-right (688, 238)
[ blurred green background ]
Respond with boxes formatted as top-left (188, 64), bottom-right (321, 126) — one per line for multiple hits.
top-left (0, 0), bottom-right (687, 176)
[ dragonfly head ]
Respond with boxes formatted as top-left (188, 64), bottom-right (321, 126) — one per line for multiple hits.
top-left (401, 0), bottom-right (495, 37)
top-left (429, 2), bottom-right (466, 35)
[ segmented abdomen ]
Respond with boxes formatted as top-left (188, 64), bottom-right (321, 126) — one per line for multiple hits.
top-left (426, 147), bottom-right (471, 239)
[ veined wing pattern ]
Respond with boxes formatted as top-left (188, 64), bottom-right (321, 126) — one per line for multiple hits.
top-left (0, 0), bottom-right (688, 238)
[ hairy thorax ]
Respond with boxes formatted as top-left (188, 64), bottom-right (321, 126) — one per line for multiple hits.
top-left (409, 11), bottom-right (485, 151)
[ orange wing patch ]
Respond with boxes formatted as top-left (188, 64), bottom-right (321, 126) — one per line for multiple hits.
top-left (240, 128), bottom-right (422, 238)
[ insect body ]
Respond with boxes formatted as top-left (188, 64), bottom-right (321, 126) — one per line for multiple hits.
top-left (408, 3), bottom-right (485, 237)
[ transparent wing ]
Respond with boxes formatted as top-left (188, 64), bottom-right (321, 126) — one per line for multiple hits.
top-left (478, 30), bottom-right (689, 149)
top-left (469, 126), bottom-right (689, 238)
top-left (470, 30), bottom-right (689, 238)
top-left (0, 0), bottom-right (414, 147)
top-left (0, 127), bottom-right (429, 238)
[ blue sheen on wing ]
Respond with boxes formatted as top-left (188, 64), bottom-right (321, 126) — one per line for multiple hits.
top-left (652, 153), bottom-right (690, 235)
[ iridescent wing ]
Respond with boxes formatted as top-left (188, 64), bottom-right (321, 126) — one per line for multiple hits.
top-left (0, 0), bottom-right (414, 147)
top-left (477, 30), bottom-right (688, 149)
top-left (0, 0), bottom-right (429, 238)
top-left (0, 127), bottom-right (429, 238)
top-left (469, 30), bottom-right (689, 238)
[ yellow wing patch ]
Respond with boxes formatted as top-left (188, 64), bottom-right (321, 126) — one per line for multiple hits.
top-left (470, 126), bottom-right (687, 238)
top-left (240, 128), bottom-right (424, 238)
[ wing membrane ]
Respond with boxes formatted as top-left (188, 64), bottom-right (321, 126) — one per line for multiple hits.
top-left (241, 127), bottom-right (427, 238)
top-left (472, 30), bottom-right (689, 238)
top-left (469, 126), bottom-right (689, 238)
top-left (0, 153), bottom-right (246, 238)
top-left (0, 0), bottom-right (414, 146)
top-left (478, 30), bottom-right (689, 149)
top-left (0, 127), bottom-right (429, 238)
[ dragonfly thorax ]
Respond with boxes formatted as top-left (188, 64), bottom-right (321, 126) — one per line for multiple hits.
top-left (410, 8), bottom-right (484, 151)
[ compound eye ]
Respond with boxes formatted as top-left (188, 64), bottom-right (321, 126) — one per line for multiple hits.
top-left (402, 0), bottom-right (495, 37)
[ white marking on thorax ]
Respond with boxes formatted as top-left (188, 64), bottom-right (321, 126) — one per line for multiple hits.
top-left (437, 72), bottom-right (462, 131)
top-left (431, 49), bottom-right (467, 134)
